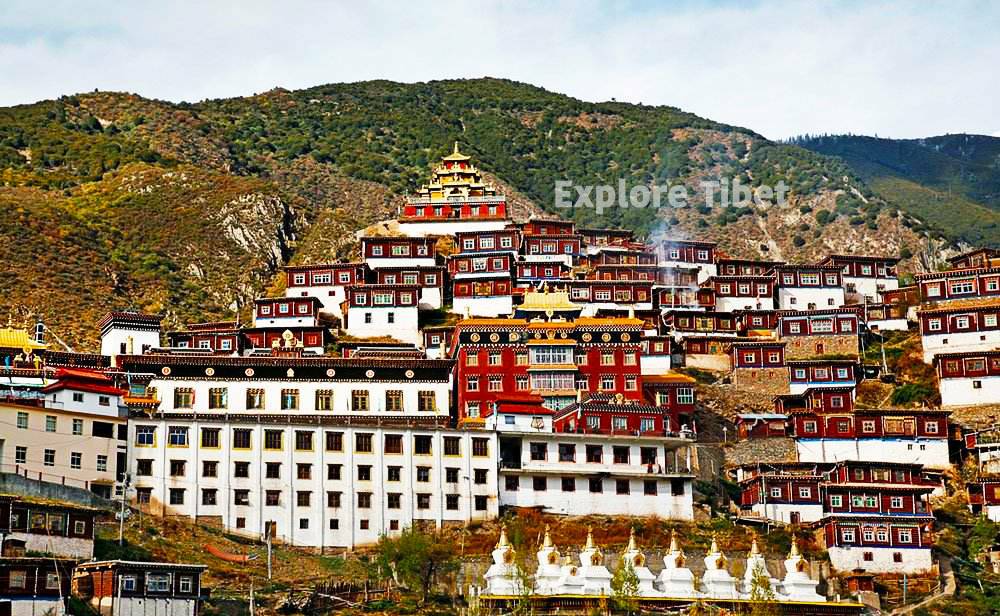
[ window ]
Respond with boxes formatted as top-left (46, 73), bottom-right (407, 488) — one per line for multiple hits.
top-left (168, 426), bottom-right (189, 447)
top-left (351, 390), bottom-right (369, 412)
top-left (246, 389), bottom-right (265, 410)
top-left (314, 389), bottom-right (333, 411)
top-left (201, 428), bottom-right (220, 448)
top-left (798, 487), bottom-right (812, 499)
top-left (505, 476), bottom-right (519, 491)
top-left (414, 435), bottom-right (432, 455)
top-left (297, 491), bottom-right (311, 507)
top-left (327, 491), bottom-right (342, 508)
top-left (173, 388), bottom-right (194, 409)
top-left (589, 477), bottom-right (603, 493)
top-left (445, 467), bottom-right (459, 483)
top-left (475, 468), bottom-right (489, 484)
top-left (355, 433), bottom-right (373, 453)
top-left (202, 460), bottom-right (217, 478)
top-left (70, 452), bottom-right (82, 469)
top-left (890, 496), bottom-right (903, 509)
top-left (16, 411), bottom-right (28, 429)
top-left (644, 480), bottom-right (657, 495)
top-left (297, 463), bottom-right (312, 480)
top-left (326, 431), bottom-right (343, 451)
top-left (72, 418), bottom-right (84, 435)
top-left (44, 449), bottom-right (55, 466)
top-left (169, 489), bottom-right (185, 505)
top-left (384, 434), bottom-right (403, 455)
top-left (264, 430), bottom-right (283, 450)
top-left (281, 389), bottom-right (299, 411)
top-left (446, 494), bottom-right (459, 510)
top-left (416, 494), bottom-right (431, 509)
top-left (46, 415), bottom-right (57, 432)
top-left (418, 391), bottom-right (436, 412)
top-left (841, 528), bottom-right (856, 542)
top-left (560, 477), bottom-right (576, 492)
top-left (266, 491), bottom-right (281, 506)
top-left (15, 446), bottom-right (27, 464)
top-left (472, 438), bottom-right (489, 457)
top-left (616, 480), bottom-right (630, 495)
top-left (169, 459), bottom-right (186, 477)
top-left (770, 487), bottom-right (782, 498)
top-left (613, 446), bottom-right (630, 464)
top-left (830, 495), bottom-right (842, 508)
top-left (898, 529), bottom-right (913, 543)
top-left (232, 428), bottom-right (251, 449)
top-left (416, 466), bottom-right (430, 482)
top-left (530, 442), bottom-right (547, 461)
top-left (208, 388), bottom-right (228, 410)
top-left (202, 489), bottom-right (217, 506)
top-left (677, 388), bottom-right (695, 405)
top-left (295, 430), bottom-right (314, 451)
top-left (533, 477), bottom-right (547, 491)
top-left (8, 570), bottom-right (26, 588)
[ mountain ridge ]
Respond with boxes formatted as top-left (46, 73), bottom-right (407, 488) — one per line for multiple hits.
top-left (0, 78), bottom-right (949, 348)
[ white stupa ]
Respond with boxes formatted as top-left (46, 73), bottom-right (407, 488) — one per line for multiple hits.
top-left (743, 535), bottom-right (780, 600)
top-left (534, 525), bottom-right (564, 595)
top-left (620, 528), bottom-right (659, 597)
top-left (484, 525), bottom-right (523, 595)
top-left (700, 534), bottom-right (741, 599)
top-left (657, 530), bottom-right (700, 598)
top-left (779, 537), bottom-right (825, 602)
top-left (556, 554), bottom-right (586, 595)
top-left (576, 527), bottom-right (613, 595)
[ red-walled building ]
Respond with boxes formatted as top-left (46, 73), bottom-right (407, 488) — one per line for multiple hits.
top-left (166, 322), bottom-right (242, 353)
top-left (254, 297), bottom-right (324, 328)
top-left (551, 393), bottom-right (679, 437)
top-left (915, 267), bottom-right (1000, 302)
top-left (401, 144), bottom-right (508, 222)
top-left (450, 294), bottom-right (645, 423)
top-left (520, 218), bottom-right (577, 236)
top-left (455, 229), bottom-right (522, 253)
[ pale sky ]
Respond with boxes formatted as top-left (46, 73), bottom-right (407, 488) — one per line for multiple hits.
top-left (1, 1), bottom-right (997, 140)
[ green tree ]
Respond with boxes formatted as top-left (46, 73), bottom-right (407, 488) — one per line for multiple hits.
top-left (610, 558), bottom-right (640, 615)
top-left (374, 528), bottom-right (459, 604)
top-left (746, 562), bottom-right (780, 616)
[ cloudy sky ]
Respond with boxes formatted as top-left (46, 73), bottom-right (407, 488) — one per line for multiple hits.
top-left (2, 1), bottom-right (997, 140)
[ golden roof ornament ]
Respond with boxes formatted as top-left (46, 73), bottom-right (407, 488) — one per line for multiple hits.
top-left (669, 529), bottom-right (681, 553)
top-left (497, 524), bottom-right (510, 549)
top-left (543, 525), bottom-right (554, 548)
top-left (789, 535), bottom-right (801, 558)
top-left (585, 526), bottom-right (595, 550)
top-left (709, 533), bottom-right (720, 554)
top-left (626, 528), bottom-right (638, 553)
top-left (749, 535), bottom-right (761, 557)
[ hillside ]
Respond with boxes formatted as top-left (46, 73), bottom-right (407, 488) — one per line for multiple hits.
top-left (0, 79), bottom-right (945, 348)
top-left (793, 133), bottom-right (1000, 247)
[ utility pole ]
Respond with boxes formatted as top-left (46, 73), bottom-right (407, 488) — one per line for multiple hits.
top-left (118, 474), bottom-right (130, 546)
top-left (266, 521), bottom-right (273, 580)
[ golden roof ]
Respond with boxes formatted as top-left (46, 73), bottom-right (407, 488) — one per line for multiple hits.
top-left (442, 141), bottom-right (471, 162)
top-left (643, 371), bottom-right (697, 384)
top-left (0, 327), bottom-right (47, 351)
top-left (519, 288), bottom-right (581, 312)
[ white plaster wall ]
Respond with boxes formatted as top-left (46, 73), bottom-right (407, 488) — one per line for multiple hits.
top-left (101, 329), bottom-right (161, 358)
top-left (499, 473), bottom-right (693, 519)
top-left (827, 546), bottom-right (933, 574)
top-left (418, 287), bottom-right (443, 311)
top-left (118, 597), bottom-right (198, 616)
top-left (11, 598), bottom-right (65, 616)
top-left (395, 220), bottom-right (508, 237)
top-left (452, 296), bottom-right (514, 318)
top-left (749, 503), bottom-right (824, 524)
top-left (921, 330), bottom-right (1000, 363)
top-left (131, 422), bottom-right (498, 549)
top-left (867, 318), bottom-right (909, 332)
top-left (640, 355), bottom-right (672, 375)
top-left (940, 376), bottom-right (1000, 407)
top-left (8, 531), bottom-right (94, 559)
top-left (488, 413), bottom-right (553, 433)
top-left (364, 257), bottom-right (437, 269)
top-left (286, 284), bottom-right (346, 320)
top-left (48, 390), bottom-right (123, 418)
top-left (776, 287), bottom-right (845, 311)
top-left (715, 297), bottom-right (775, 312)
top-left (795, 438), bottom-right (951, 469)
top-left (658, 262), bottom-right (717, 284)
top-left (345, 306), bottom-right (420, 345)
top-left (985, 505), bottom-right (1000, 523)
top-left (844, 276), bottom-right (899, 303)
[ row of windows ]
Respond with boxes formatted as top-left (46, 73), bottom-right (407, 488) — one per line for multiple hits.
top-left (258, 302), bottom-right (313, 316)
top-left (926, 313), bottom-right (999, 331)
top-left (839, 527), bottom-right (915, 544)
top-left (147, 459), bottom-right (489, 485)
top-left (137, 427), bottom-right (489, 456)
top-left (13, 446), bottom-right (108, 472)
top-left (156, 487), bottom-right (488, 513)
top-left (465, 374), bottom-right (638, 392)
top-left (505, 476), bottom-right (676, 495)
top-left (367, 244), bottom-right (431, 257)
top-left (465, 350), bottom-right (639, 367)
top-left (461, 236), bottom-right (515, 251)
top-left (170, 388), bottom-right (437, 413)
top-left (15, 412), bottom-right (118, 437)
top-left (799, 418), bottom-right (939, 435)
top-left (290, 270), bottom-right (355, 286)
top-left (528, 443), bottom-right (662, 464)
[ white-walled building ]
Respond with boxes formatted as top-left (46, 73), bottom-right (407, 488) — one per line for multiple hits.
top-left (819, 255), bottom-right (900, 304)
top-left (773, 265), bottom-right (846, 311)
top-left (360, 236), bottom-right (438, 270)
top-left (918, 303), bottom-right (1000, 363)
top-left (284, 263), bottom-right (367, 321)
top-left (497, 432), bottom-right (695, 519)
top-left (99, 312), bottom-right (162, 359)
top-left (935, 350), bottom-right (1000, 407)
top-left (342, 285), bottom-right (421, 345)
top-left (118, 353), bottom-right (502, 549)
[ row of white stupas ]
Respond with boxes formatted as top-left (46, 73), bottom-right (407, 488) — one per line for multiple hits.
top-left (483, 526), bottom-right (824, 603)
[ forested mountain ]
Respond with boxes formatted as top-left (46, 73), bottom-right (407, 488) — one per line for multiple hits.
top-left (794, 133), bottom-right (1000, 247)
top-left (0, 79), bottom-right (943, 348)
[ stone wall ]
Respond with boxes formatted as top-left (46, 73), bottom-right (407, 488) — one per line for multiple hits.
top-left (780, 334), bottom-right (859, 359)
top-left (685, 353), bottom-right (731, 372)
top-left (0, 472), bottom-right (115, 510)
top-left (731, 367), bottom-right (791, 396)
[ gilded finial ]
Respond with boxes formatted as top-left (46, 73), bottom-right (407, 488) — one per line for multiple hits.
top-left (543, 524), bottom-right (553, 548)
top-left (749, 534), bottom-right (761, 557)
top-left (454, 141), bottom-right (460, 155)
top-left (710, 532), bottom-right (720, 554)
top-left (789, 535), bottom-right (801, 558)
top-left (585, 526), bottom-right (595, 550)
top-left (626, 527), bottom-right (637, 552)
top-left (669, 529), bottom-right (680, 553)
